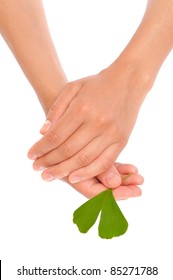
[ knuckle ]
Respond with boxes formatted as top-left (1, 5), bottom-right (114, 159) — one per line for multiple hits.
top-left (59, 142), bottom-right (73, 158)
top-left (111, 122), bottom-right (121, 135)
top-left (76, 96), bottom-right (91, 115)
top-left (77, 101), bottom-right (89, 115)
top-left (65, 82), bottom-right (74, 91)
top-left (97, 115), bottom-right (107, 126)
top-left (80, 104), bottom-right (88, 113)
top-left (49, 102), bottom-right (58, 114)
top-left (94, 113), bottom-right (112, 129)
top-left (110, 123), bottom-right (126, 144)
top-left (77, 153), bottom-right (91, 166)
top-left (120, 135), bottom-right (128, 148)
top-left (66, 81), bottom-right (80, 93)
top-left (46, 131), bottom-right (61, 147)
top-left (113, 125), bottom-right (128, 148)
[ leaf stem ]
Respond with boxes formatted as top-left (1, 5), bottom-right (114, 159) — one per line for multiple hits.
top-left (122, 173), bottom-right (132, 182)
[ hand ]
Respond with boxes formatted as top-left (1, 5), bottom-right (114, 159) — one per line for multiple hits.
top-left (28, 63), bottom-right (144, 184)
top-left (61, 162), bottom-right (143, 200)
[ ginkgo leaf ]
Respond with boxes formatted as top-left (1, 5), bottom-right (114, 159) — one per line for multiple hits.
top-left (98, 189), bottom-right (128, 239)
top-left (73, 190), bottom-right (107, 233)
top-left (73, 189), bottom-right (128, 238)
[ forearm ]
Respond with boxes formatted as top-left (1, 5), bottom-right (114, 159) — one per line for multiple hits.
top-left (0, 0), bottom-right (67, 113)
top-left (109, 0), bottom-right (173, 103)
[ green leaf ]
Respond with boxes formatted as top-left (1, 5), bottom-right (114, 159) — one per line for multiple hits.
top-left (73, 190), bottom-right (107, 233)
top-left (73, 189), bottom-right (128, 238)
top-left (98, 190), bottom-right (128, 239)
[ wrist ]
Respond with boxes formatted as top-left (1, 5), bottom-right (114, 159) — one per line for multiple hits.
top-left (102, 54), bottom-right (155, 109)
top-left (115, 52), bottom-right (155, 98)
top-left (38, 77), bottom-right (67, 115)
top-left (104, 0), bottom-right (173, 105)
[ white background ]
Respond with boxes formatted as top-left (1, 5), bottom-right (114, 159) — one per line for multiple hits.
top-left (0, 0), bottom-right (173, 279)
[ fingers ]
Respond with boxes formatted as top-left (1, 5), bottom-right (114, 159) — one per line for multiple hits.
top-left (37, 142), bottom-right (119, 182)
top-left (34, 125), bottom-right (99, 168)
top-left (115, 163), bottom-right (138, 174)
top-left (28, 103), bottom-right (82, 159)
top-left (68, 144), bottom-right (121, 183)
top-left (63, 176), bottom-right (142, 200)
top-left (121, 173), bottom-right (144, 186)
top-left (32, 131), bottom-right (121, 179)
top-left (40, 82), bottom-right (81, 134)
top-left (113, 185), bottom-right (142, 200)
top-left (95, 163), bottom-right (143, 189)
top-left (97, 165), bottom-right (122, 189)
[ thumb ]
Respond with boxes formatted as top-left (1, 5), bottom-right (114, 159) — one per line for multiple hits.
top-left (97, 165), bottom-right (122, 189)
top-left (40, 81), bottom-right (81, 134)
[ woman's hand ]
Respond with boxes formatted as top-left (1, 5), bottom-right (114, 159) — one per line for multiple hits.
top-left (28, 63), bottom-right (145, 184)
top-left (58, 162), bottom-right (143, 200)
top-left (27, 0), bottom-right (173, 186)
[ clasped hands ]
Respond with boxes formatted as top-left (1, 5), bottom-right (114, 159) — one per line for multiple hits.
top-left (28, 65), bottom-right (143, 199)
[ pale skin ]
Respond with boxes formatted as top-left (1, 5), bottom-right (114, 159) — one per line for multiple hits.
top-left (28, 0), bottom-right (173, 185)
top-left (0, 0), bottom-right (143, 199)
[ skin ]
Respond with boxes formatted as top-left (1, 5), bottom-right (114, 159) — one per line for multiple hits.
top-left (0, 0), bottom-right (143, 199)
top-left (28, 0), bottom-right (173, 184)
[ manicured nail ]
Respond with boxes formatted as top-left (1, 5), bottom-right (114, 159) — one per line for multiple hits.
top-left (105, 172), bottom-right (121, 188)
top-left (28, 152), bottom-right (37, 160)
top-left (40, 120), bottom-right (51, 133)
top-left (42, 173), bottom-right (54, 182)
top-left (69, 176), bottom-right (81, 184)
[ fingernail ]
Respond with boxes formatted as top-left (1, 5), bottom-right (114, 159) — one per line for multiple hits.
top-left (105, 172), bottom-right (121, 188)
top-left (28, 152), bottom-right (37, 160)
top-left (40, 120), bottom-right (51, 133)
top-left (34, 165), bottom-right (45, 171)
top-left (69, 176), bottom-right (81, 184)
top-left (42, 173), bottom-right (54, 182)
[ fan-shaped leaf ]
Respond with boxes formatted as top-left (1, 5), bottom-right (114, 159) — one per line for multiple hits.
top-left (73, 189), bottom-right (128, 238)
top-left (73, 190), bottom-right (107, 233)
top-left (98, 190), bottom-right (128, 239)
